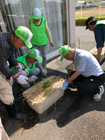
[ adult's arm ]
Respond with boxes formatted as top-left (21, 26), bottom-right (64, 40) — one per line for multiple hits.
top-left (94, 26), bottom-right (104, 61)
top-left (66, 71), bottom-right (81, 83)
top-left (8, 51), bottom-right (18, 67)
top-left (0, 56), bottom-right (17, 79)
top-left (97, 47), bottom-right (102, 63)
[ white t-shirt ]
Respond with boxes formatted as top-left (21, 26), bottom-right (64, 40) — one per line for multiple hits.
top-left (73, 49), bottom-right (104, 77)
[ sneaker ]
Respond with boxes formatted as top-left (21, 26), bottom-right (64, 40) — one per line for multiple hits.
top-left (93, 85), bottom-right (104, 101)
top-left (69, 83), bottom-right (77, 89)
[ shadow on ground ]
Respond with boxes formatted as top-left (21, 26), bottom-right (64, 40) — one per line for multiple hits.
top-left (1, 68), bottom-right (105, 137)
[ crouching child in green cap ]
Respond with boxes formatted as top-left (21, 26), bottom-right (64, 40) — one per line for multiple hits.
top-left (11, 48), bottom-right (47, 89)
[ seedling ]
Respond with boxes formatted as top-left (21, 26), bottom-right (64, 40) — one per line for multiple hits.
top-left (43, 80), bottom-right (50, 88)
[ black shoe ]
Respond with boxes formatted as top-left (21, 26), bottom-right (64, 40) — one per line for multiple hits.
top-left (16, 112), bottom-right (26, 120)
top-left (4, 104), bottom-right (26, 120)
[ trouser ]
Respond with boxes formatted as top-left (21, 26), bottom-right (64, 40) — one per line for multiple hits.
top-left (0, 118), bottom-right (10, 140)
top-left (28, 67), bottom-right (40, 76)
top-left (0, 73), bottom-right (25, 117)
top-left (33, 45), bottom-right (47, 68)
top-left (0, 73), bottom-right (14, 105)
top-left (71, 72), bottom-right (105, 95)
top-left (0, 73), bottom-right (19, 117)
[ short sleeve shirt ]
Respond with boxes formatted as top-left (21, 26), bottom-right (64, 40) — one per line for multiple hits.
top-left (73, 49), bottom-right (104, 77)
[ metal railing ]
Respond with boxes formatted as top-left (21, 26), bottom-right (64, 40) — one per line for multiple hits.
top-left (75, 1), bottom-right (105, 18)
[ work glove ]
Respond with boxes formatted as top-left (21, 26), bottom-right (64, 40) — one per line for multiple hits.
top-left (62, 80), bottom-right (69, 90)
top-left (42, 69), bottom-right (46, 76)
top-left (28, 76), bottom-right (38, 82)
top-left (17, 67), bottom-right (29, 76)
top-left (17, 75), bottom-right (28, 85)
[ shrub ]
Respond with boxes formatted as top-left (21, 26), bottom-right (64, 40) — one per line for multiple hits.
top-left (76, 16), bottom-right (105, 25)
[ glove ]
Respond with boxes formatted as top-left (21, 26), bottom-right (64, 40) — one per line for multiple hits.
top-left (62, 80), bottom-right (69, 90)
top-left (17, 67), bottom-right (29, 76)
top-left (28, 76), bottom-right (38, 82)
top-left (42, 69), bottom-right (46, 76)
top-left (17, 75), bottom-right (28, 85)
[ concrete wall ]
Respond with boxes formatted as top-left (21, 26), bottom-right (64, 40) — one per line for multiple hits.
top-left (66, 0), bottom-right (76, 48)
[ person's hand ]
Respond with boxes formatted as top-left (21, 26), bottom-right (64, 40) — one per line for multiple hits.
top-left (42, 69), bottom-right (46, 76)
top-left (19, 69), bottom-right (29, 76)
top-left (28, 76), bottom-right (38, 82)
top-left (17, 75), bottom-right (28, 85)
top-left (97, 57), bottom-right (100, 63)
top-left (50, 42), bottom-right (54, 47)
top-left (17, 67), bottom-right (29, 76)
top-left (62, 80), bottom-right (69, 90)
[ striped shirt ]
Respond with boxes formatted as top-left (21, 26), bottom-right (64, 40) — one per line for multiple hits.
top-left (0, 32), bottom-right (18, 79)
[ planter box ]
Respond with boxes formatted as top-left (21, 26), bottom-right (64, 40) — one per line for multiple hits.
top-left (23, 76), bottom-right (64, 114)
top-left (89, 47), bottom-right (105, 63)
top-left (27, 89), bottom-right (64, 114)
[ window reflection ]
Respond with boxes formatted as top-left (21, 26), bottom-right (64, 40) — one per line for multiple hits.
top-left (0, 0), bottom-right (67, 57)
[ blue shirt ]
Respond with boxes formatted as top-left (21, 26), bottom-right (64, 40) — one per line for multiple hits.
top-left (94, 21), bottom-right (105, 48)
top-left (73, 49), bottom-right (104, 77)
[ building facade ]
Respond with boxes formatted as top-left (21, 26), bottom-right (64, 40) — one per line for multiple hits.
top-left (0, 0), bottom-right (75, 60)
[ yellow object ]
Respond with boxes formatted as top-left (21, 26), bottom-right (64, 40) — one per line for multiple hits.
top-left (89, 47), bottom-right (105, 62)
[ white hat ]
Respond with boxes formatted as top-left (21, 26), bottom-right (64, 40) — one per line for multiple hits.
top-left (14, 26), bottom-right (33, 48)
top-left (32, 7), bottom-right (42, 19)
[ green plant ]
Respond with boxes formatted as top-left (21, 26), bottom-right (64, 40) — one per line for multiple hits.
top-left (76, 16), bottom-right (105, 26)
top-left (43, 80), bottom-right (50, 88)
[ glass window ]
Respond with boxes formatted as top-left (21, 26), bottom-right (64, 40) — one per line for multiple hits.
top-left (0, 0), bottom-right (67, 59)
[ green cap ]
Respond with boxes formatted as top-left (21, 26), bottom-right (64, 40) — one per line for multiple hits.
top-left (14, 26), bottom-right (33, 48)
top-left (59, 45), bottom-right (70, 61)
top-left (27, 48), bottom-right (42, 61)
top-left (32, 7), bottom-right (42, 19)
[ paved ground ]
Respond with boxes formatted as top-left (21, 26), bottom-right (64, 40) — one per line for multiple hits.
top-left (1, 26), bottom-right (105, 140)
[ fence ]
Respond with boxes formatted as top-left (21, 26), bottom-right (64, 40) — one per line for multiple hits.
top-left (75, 1), bottom-right (105, 18)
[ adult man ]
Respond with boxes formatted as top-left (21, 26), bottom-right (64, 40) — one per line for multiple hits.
top-left (85, 16), bottom-right (105, 63)
top-left (0, 26), bottom-right (33, 119)
top-left (60, 45), bottom-right (105, 101)
top-left (29, 7), bottom-right (54, 72)
top-left (11, 48), bottom-right (46, 88)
